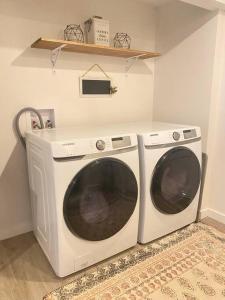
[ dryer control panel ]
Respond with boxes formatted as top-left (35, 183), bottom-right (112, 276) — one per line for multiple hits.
top-left (143, 127), bottom-right (201, 147)
top-left (51, 134), bottom-right (137, 158)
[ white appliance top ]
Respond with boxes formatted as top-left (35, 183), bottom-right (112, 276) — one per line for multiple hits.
top-left (26, 125), bottom-right (138, 158)
top-left (26, 121), bottom-right (201, 157)
top-left (102, 121), bottom-right (200, 133)
top-left (112, 121), bottom-right (201, 147)
top-left (26, 124), bottom-right (139, 142)
top-left (118, 121), bottom-right (201, 146)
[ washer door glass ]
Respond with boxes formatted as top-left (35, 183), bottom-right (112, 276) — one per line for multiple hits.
top-left (151, 147), bottom-right (201, 214)
top-left (63, 158), bottom-right (138, 241)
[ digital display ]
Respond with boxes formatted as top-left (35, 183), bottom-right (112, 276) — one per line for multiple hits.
top-left (112, 136), bottom-right (131, 149)
top-left (82, 79), bottom-right (111, 95)
top-left (183, 129), bottom-right (197, 139)
top-left (183, 130), bottom-right (192, 133)
top-left (112, 137), bottom-right (123, 141)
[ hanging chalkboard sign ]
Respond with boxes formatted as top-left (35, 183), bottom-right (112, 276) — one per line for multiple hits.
top-left (80, 77), bottom-right (111, 97)
top-left (80, 64), bottom-right (117, 97)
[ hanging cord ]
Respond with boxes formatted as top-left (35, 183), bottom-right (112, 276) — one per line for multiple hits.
top-left (14, 107), bottom-right (44, 148)
top-left (81, 64), bottom-right (111, 79)
top-left (81, 64), bottom-right (117, 94)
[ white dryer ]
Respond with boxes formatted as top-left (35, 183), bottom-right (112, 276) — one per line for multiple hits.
top-left (137, 122), bottom-right (202, 243)
top-left (26, 126), bottom-right (140, 277)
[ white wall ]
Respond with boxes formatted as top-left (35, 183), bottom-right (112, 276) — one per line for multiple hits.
top-left (153, 1), bottom-right (218, 152)
top-left (0, 0), bottom-right (156, 240)
top-left (202, 11), bottom-right (225, 222)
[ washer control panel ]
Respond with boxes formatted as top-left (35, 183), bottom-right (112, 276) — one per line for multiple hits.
top-left (51, 134), bottom-right (137, 158)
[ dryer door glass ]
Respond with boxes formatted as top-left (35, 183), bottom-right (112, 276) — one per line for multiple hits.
top-left (63, 158), bottom-right (138, 241)
top-left (151, 147), bottom-right (201, 214)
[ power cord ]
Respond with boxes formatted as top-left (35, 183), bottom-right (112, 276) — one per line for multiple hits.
top-left (15, 107), bottom-right (44, 148)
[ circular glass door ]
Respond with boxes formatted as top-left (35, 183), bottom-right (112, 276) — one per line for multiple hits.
top-left (151, 147), bottom-right (201, 214)
top-left (63, 158), bottom-right (138, 241)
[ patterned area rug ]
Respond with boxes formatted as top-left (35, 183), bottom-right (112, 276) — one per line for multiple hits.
top-left (44, 223), bottom-right (225, 299)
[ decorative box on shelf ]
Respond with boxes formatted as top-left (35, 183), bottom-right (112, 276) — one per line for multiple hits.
top-left (84, 16), bottom-right (109, 46)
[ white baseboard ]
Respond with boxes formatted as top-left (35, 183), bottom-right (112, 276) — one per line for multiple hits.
top-left (199, 208), bottom-right (209, 220)
top-left (200, 208), bottom-right (225, 224)
top-left (207, 208), bottom-right (225, 224)
top-left (0, 221), bottom-right (32, 241)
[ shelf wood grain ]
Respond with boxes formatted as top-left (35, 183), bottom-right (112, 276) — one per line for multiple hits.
top-left (31, 38), bottom-right (160, 59)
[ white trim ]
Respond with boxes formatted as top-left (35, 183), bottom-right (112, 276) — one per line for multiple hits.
top-left (0, 221), bottom-right (32, 241)
top-left (200, 207), bottom-right (225, 224)
top-left (199, 208), bottom-right (209, 220)
top-left (207, 208), bottom-right (225, 224)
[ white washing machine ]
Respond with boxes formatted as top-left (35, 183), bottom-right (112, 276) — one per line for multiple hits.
top-left (25, 126), bottom-right (140, 277)
top-left (137, 122), bottom-right (202, 243)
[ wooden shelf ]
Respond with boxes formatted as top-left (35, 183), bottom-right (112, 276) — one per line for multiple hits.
top-left (31, 38), bottom-right (160, 59)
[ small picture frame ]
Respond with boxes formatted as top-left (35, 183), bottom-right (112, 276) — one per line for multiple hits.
top-left (79, 77), bottom-right (112, 98)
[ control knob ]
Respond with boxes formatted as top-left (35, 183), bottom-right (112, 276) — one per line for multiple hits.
top-left (96, 140), bottom-right (106, 151)
top-left (173, 131), bottom-right (180, 141)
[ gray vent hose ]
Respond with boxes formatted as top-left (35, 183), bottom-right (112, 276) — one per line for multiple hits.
top-left (15, 107), bottom-right (44, 148)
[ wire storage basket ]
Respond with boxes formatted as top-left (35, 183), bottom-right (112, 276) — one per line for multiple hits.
top-left (113, 33), bottom-right (131, 49)
top-left (64, 24), bottom-right (84, 43)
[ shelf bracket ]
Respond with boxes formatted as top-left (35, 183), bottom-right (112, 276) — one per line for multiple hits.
top-left (51, 44), bottom-right (66, 73)
top-left (125, 54), bottom-right (146, 73)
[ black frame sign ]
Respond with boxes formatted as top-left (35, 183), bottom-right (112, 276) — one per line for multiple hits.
top-left (80, 77), bottom-right (111, 97)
